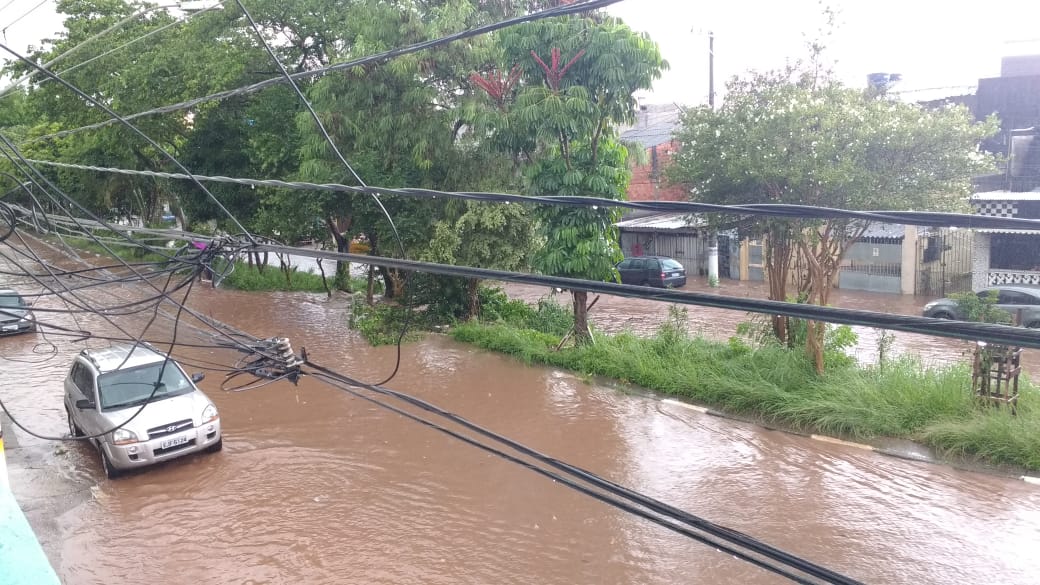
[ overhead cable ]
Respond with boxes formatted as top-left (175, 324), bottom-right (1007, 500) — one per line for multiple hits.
top-left (0, 45), bottom-right (257, 242)
top-left (0, 2), bottom-right (209, 98)
top-left (21, 158), bottom-right (1040, 232)
top-left (22, 0), bottom-right (623, 144)
top-left (250, 242), bottom-right (1040, 349)
top-left (0, 0), bottom-right (49, 37)
top-left (306, 365), bottom-right (862, 585)
top-left (232, 0), bottom-right (414, 386)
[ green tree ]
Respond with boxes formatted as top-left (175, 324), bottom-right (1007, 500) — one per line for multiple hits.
top-left (668, 67), bottom-right (997, 372)
top-left (277, 0), bottom-right (540, 296)
top-left (7, 0), bottom-right (261, 222)
top-left (494, 15), bottom-right (664, 342)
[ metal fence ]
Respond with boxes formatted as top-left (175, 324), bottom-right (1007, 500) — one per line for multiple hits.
top-left (916, 228), bottom-right (974, 297)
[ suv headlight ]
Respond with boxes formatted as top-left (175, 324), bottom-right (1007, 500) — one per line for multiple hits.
top-left (112, 428), bottom-right (139, 445)
top-left (201, 404), bottom-right (218, 424)
top-left (923, 302), bottom-right (938, 310)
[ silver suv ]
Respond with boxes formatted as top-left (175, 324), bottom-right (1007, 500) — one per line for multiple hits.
top-left (63, 343), bottom-right (222, 478)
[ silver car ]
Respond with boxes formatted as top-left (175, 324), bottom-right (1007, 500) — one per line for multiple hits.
top-left (63, 343), bottom-right (222, 478)
top-left (922, 286), bottom-right (1040, 327)
top-left (0, 289), bottom-right (36, 335)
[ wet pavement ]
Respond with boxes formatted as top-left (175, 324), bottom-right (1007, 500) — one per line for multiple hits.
top-left (2, 242), bottom-right (1040, 584)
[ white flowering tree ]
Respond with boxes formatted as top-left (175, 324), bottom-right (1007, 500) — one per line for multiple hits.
top-left (668, 68), bottom-right (998, 372)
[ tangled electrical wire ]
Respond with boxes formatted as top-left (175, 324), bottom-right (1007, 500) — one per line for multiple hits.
top-left (222, 336), bottom-right (305, 391)
top-left (0, 0), bottom-right (1012, 582)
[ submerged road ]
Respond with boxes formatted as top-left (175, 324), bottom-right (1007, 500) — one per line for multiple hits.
top-left (1, 245), bottom-right (1039, 584)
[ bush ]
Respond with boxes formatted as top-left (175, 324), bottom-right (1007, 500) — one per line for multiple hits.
top-left (349, 301), bottom-right (427, 345)
top-left (735, 311), bottom-right (859, 368)
top-left (949, 290), bottom-right (1012, 324)
top-left (478, 291), bottom-right (573, 337)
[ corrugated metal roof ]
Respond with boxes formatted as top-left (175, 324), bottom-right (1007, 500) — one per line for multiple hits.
top-left (860, 223), bottom-right (908, 239)
top-left (615, 212), bottom-right (705, 232)
top-left (971, 190), bottom-right (1040, 201)
top-left (620, 123), bottom-right (678, 149)
top-left (976, 229), bottom-right (1040, 235)
top-left (619, 105), bottom-right (682, 149)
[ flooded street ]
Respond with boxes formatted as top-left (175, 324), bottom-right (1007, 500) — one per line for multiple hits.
top-left (2, 245), bottom-right (1040, 584)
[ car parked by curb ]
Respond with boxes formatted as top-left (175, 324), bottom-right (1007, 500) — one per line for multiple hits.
top-left (922, 286), bottom-right (1040, 327)
top-left (616, 256), bottom-right (687, 288)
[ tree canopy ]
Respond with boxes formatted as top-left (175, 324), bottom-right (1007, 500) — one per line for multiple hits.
top-left (668, 67), bottom-right (997, 371)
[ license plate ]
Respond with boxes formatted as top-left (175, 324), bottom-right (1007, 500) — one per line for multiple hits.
top-left (1, 324), bottom-right (17, 331)
top-left (671, 273), bottom-right (680, 277)
top-left (160, 435), bottom-right (189, 449)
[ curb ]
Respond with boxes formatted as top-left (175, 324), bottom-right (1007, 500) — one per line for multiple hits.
top-left (660, 398), bottom-right (1040, 486)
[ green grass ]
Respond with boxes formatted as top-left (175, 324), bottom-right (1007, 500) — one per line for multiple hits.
top-left (221, 262), bottom-right (329, 292)
top-left (60, 236), bottom-right (175, 265)
top-left (451, 319), bottom-right (1040, 472)
top-left (216, 262), bottom-right (374, 293)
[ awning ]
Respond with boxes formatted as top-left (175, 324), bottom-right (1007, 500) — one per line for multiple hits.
top-left (615, 212), bottom-right (706, 233)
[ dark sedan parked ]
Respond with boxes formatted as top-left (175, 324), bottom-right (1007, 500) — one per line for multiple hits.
top-left (922, 286), bottom-right (1040, 327)
top-left (0, 289), bottom-right (36, 335)
top-left (616, 256), bottom-right (687, 288)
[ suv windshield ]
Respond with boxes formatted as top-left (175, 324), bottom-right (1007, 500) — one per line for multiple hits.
top-left (0, 294), bottom-right (25, 309)
top-left (98, 361), bottom-right (194, 410)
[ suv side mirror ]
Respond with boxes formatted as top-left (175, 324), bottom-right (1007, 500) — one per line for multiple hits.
top-left (191, 372), bottom-right (205, 383)
top-left (75, 398), bottom-right (95, 410)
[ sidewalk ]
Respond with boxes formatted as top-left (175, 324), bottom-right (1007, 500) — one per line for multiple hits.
top-left (0, 419), bottom-right (61, 585)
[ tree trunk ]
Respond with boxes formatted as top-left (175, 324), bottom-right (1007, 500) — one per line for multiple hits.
top-left (379, 267), bottom-right (404, 299)
top-left (765, 226), bottom-right (794, 344)
top-left (796, 226), bottom-right (845, 375)
top-left (466, 278), bottom-right (481, 321)
top-left (334, 237), bottom-right (351, 292)
top-left (572, 290), bottom-right (591, 344)
top-left (325, 217), bottom-right (352, 292)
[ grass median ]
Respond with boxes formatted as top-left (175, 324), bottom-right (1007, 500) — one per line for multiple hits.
top-left (450, 301), bottom-right (1040, 472)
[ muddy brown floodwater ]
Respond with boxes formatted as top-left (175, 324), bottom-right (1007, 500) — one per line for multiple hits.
top-left (2, 244), bottom-right (1039, 584)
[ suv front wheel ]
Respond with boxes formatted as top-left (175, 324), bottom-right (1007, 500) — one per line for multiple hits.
top-left (100, 446), bottom-right (123, 479)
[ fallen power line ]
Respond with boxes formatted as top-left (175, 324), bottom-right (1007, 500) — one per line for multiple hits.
top-left (249, 241), bottom-right (1040, 349)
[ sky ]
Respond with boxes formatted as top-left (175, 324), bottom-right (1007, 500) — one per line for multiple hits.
top-left (607, 0), bottom-right (1040, 105)
top-left (0, 0), bottom-right (1039, 104)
